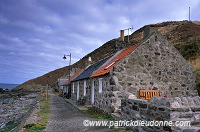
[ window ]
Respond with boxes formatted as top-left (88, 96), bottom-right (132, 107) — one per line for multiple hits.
top-left (99, 78), bottom-right (103, 93)
top-left (104, 59), bottom-right (120, 70)
top-left (84, 80), bottom-right (86, 96)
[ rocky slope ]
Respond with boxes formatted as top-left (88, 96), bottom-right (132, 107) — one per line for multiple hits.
top-left (15, 21), bottom-right (200, 90)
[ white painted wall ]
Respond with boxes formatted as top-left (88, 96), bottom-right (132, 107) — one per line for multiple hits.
top-left (91, 79), bottom-right (94, 104)
top-left (77, 81), bottom-right (79, 100)
top-left (84, 80), bottom-right (86, 96)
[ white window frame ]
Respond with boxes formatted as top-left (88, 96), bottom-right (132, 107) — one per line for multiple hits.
top-left (84, 80), bottom-right (86, 96)
top-left (77, 82), bottom-right (79, 100)
top-left (98, 78), bottom-right (103, 93)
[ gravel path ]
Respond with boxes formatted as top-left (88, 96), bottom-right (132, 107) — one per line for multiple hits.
top-left (45, 90), bottom-right (124, 132)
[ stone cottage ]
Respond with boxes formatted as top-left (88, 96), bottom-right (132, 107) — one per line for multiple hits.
top-left (70, 56), bottom-right (111, 105)
top-left (54, 78), bottom-right (68, 94)
top-left (66, 27), bottom-right (198, 114)
top-left (63, 68), bottom-right (84, 99)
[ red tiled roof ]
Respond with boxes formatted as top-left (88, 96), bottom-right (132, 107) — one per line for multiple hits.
top-left (64, 69), bottom-right (84, 85)
top-left (90, 43), bottom-right (140, 78)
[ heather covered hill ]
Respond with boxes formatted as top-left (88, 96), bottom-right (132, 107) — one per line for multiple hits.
top-left (116, 21), bottom-right (200, 45)
top-left (15, 21), bottom-right (200, 90)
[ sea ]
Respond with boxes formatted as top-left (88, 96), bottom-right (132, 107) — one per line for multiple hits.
top-left (0, 83), bottom-right (20, 90)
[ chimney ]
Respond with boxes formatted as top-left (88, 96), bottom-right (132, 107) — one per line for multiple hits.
top-left (143, 26), bottom-right (158, 40)
top-left (120, 30), bottom-right (124, 41)
top-left (85, 57), bottom-right (92, 68)
top-left (88, 57), bottom-right (92, 63)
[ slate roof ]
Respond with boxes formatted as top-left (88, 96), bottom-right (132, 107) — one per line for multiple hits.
top-left (90, 43), bottom-right (140, 78)
top-left (64, 69), bottom-right (84, 85)
top-left (59, 79), bottom-right (68, 86)
top-left (73, 56), bottom-right (111, 81)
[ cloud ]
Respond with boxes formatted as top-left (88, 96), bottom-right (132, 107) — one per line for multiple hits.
top-left (0, 0), bottom-right (199, 84)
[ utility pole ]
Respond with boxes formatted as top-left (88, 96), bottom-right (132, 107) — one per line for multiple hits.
top-left (189, 7), bottom-right (190, 21)
top-left (63, 53), bottom-right (72, 82)
top-left (63, 53), bottom-right (72, 99)
top-left (46, 84), bottom-right (48, 101)
top-left (46, 75), bottom-right (51, 101)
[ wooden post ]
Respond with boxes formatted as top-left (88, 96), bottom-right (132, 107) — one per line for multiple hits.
top-left (46, 84), bottom-right (48, 101)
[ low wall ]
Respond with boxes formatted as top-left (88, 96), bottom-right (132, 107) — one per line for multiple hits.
top-left (121, 96), bottom-right (200, 131)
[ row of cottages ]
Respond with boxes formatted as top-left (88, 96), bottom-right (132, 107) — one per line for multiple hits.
top-left (63, 27), bottom-right (198, 113)
top-left (54, 78), bottom-right (68, 93)
top-left (62, 68), bottom-right (84, 99)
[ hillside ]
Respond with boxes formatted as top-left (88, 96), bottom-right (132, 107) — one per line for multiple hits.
top-left (15, 21), bottom-right (200, 91)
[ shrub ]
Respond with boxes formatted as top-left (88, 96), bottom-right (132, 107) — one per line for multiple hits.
top-left (175, 40), bottom-right (200, 60)
top-left (23, 123), bottom-right (36, 128)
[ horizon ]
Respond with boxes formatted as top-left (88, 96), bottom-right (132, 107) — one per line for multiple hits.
top-left (0, 83), bottom-right (19, 90)
top-left (0, 83), bottom-right (20, 85)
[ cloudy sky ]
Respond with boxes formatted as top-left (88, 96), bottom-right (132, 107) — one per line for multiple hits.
top-left (0, 0), bottom-right (199, 84)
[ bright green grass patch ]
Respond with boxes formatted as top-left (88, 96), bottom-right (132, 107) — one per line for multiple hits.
top-left (1, 123), bottom-right (19, 132)
top-left (83, 107), bottom-right (115, 121)
top-left (24, 97), bottom-right (50, 132)
top-left (23, 123), bottom-right (36, 128)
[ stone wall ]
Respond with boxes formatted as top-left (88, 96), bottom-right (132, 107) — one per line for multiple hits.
top-left (93, 75), bottom-right (121, 113)
top-left (71, 79), bottom-right (92, 105)
top-left (0, 93), bottom-right (40, 131)
top-left (121, 96), bottom-right (200, 131)
top-left (112, 31), bottom-right (197, 98)
top-left (70, 75), bottom-right (122, 113)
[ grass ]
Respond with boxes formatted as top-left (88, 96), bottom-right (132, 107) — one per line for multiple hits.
top-left (82, 107), bottom-right (115, 121)
top-left (1, 123), bottom-right (19, 132)
top-left (23, 96), bottom-right (50, 132)
top-left (23, 123), bottom-right (36, 128)
top-left (58, 94), bottom-right (65, 97)
top-left (174, 40), bottom-right (200, 60)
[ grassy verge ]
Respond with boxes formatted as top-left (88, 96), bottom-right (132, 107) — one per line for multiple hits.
top-left (174, 40), bottom-right (200, 60)
top-left (23, 96), bottom-right (50, 132)
top-left (82, 107), bottom-right (115, 121)
top-left (1, 123), bottom-right (19, 132)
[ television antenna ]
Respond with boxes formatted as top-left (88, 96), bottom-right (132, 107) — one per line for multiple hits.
top-left (125, 26), bottom-right (133, 42)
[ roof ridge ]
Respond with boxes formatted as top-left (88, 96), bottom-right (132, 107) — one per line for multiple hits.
top-left (90, 43), bottom-right (140, 78)
top-left (72, 56), bottom-right (111, 81)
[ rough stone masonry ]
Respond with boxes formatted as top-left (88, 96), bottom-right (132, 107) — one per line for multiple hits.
top-left (111, 31), bottom-right (197, 98)
top-left (121, 96), bottom-right (200, 132)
